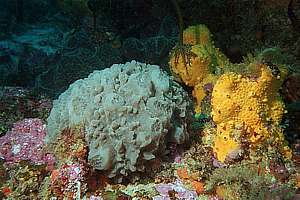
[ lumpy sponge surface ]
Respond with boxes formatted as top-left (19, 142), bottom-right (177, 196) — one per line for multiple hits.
top-left (46, 61), bottom-right (192, 180)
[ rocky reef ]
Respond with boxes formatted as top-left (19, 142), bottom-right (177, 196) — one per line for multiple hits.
top-left (1, 0), bottom-right (300, 199)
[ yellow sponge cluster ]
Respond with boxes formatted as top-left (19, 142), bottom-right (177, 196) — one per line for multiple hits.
top-left (211, 63), bottom-right (289, 162)
top-left (169, 25), bottom-right (290, 163)
top-left (213, 122), bottom-right (242, 163)
top-left (169, 25), bottom-right (230, 113)
top-left (169, 45), bottom-right (211, 87)
top-left (182, 25), bottom-right (213, 46)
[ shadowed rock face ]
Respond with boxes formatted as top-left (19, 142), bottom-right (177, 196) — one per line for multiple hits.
top-left (46, 61), bottom-right (192, 182)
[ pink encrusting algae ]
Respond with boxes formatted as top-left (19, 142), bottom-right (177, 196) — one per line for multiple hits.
top-left (0, 118), bottom-right (55, 167)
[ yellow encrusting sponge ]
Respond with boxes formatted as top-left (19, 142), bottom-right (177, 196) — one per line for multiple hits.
top-left (211, 63), bottom-right (290, 162)
top-left (169, 25), bottom-right (231, 113)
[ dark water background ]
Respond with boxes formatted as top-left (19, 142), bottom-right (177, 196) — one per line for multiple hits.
top-left (1, 0), bottom-right (298, 98)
